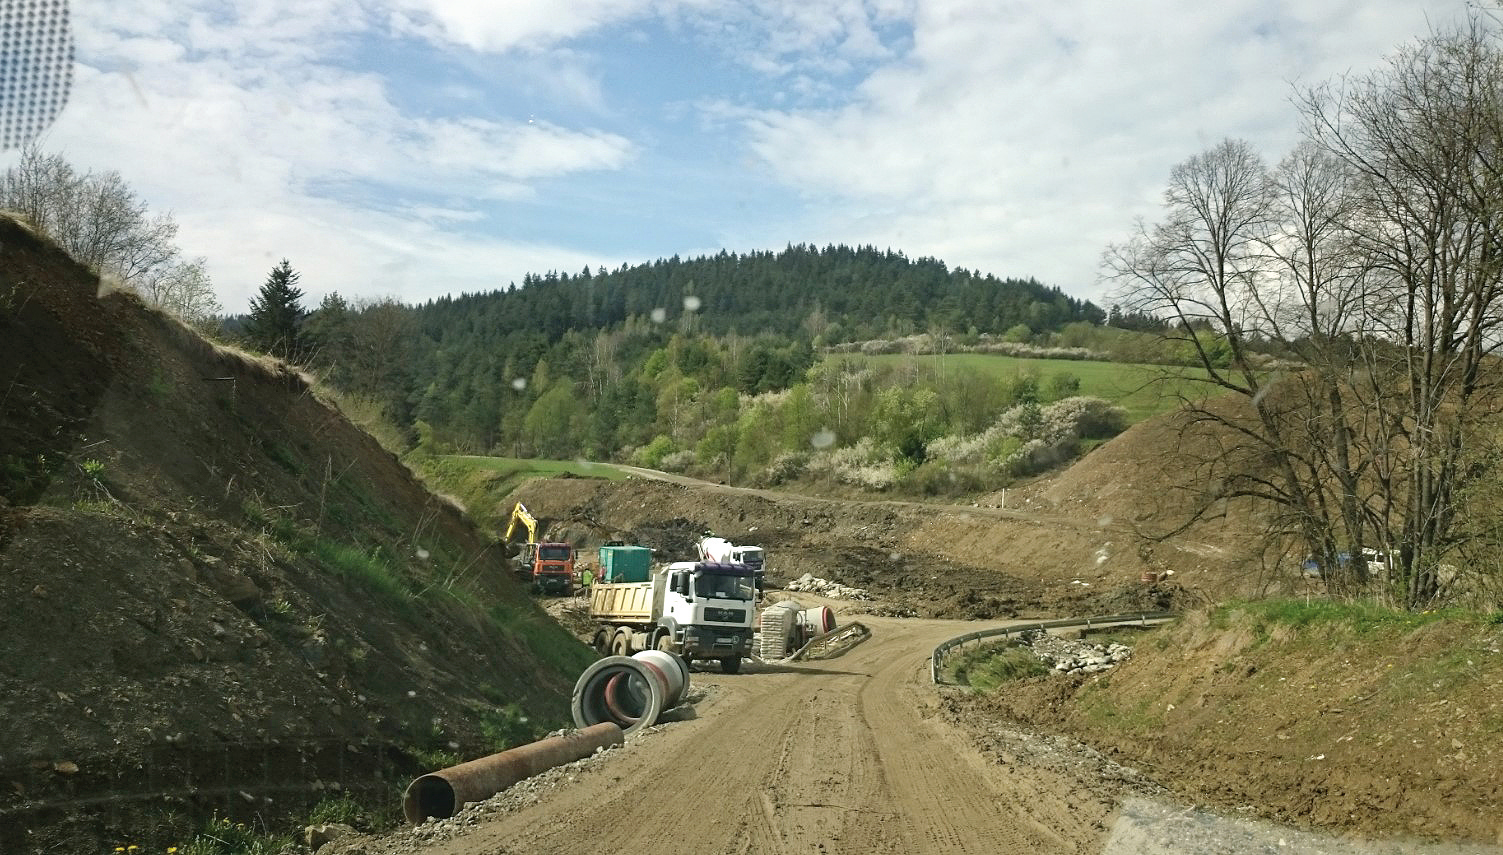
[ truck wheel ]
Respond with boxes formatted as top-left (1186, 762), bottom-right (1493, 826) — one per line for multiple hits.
top-left (719, 656), bottom-right (742, 675)
top-left (611, 630), bottom-right (631, 656)
top-left (655, 634), bottom-right (674, 653)
top-left (592, 629), bottom-right (611, 654)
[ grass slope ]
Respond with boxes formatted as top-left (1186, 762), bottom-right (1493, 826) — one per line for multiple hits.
top-left (841, 353), bottom-right (1211, 422)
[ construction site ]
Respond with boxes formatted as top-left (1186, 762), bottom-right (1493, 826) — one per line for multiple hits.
top-left (4, 213), bottom-right (1503, 854)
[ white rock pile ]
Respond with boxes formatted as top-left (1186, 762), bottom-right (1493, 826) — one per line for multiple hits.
top-left (784, 573), bottom-right (872, 600)
top-left (1019, 629), bottom-right (1131, 674)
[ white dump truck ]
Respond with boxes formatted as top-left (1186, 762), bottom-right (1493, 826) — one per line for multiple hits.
top-left (588, 560), bottom-right (758, 673)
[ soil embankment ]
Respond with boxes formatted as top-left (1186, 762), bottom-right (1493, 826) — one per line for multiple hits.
top-left (0, 215), bottom-right (592, 851)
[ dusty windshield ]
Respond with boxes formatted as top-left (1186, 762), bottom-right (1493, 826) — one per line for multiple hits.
top-left (694, 572), bottom-right (754, 602)
top-left (537, 545), bottom-right (571, 561)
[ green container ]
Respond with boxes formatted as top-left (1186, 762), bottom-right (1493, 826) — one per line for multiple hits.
top-left (599, 545), bottom-right (652, 583)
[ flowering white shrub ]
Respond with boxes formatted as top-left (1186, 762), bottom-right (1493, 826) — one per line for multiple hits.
top-left (1001, 438), bottom-right (1072, 476)
top-left (806, 437), bottom-right (898, 489)
top-left (759, 451), bottom-right (810, 485)
top-left (658, 450), bottom-right (697, 472)
top-left (1039, 396), bottom-right (1128, 442)
top-left (926, 396), bottom-right (1127, 474)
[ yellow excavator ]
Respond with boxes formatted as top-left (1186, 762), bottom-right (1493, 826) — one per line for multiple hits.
top-left (503, 503), bottom-right (577, 595)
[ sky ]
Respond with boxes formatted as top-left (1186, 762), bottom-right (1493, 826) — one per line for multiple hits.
top-left (6, 0), bottom-right (1483, 314)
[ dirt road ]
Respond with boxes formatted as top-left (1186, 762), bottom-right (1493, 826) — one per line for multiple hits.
top-left (394, 614), bottom-right (1122, 855)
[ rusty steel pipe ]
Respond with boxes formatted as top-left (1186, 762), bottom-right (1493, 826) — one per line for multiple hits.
top-left (402, 721), bottom-right (623, 823)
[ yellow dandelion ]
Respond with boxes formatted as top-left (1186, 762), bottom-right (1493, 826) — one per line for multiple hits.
top-left (114, 848), bottom-right (125, 853)
top-left (168, 848), bottom-right (178, 854)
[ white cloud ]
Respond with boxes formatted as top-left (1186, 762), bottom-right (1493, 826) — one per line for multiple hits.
top-left (40, 0), bottom-right (640, 311)
top-left (17, 0), bottom-right (1482, 319)
top-left (730, 0), bottom-right (1478, 298)
top-left (385, 0), bottom-right (659, 54)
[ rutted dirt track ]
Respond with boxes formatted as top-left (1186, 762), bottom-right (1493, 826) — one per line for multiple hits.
top-left (399, 616), bottom-right (1122, 855)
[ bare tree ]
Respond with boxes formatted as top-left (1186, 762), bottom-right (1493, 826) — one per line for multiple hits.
top-left (1300, 18), bottom-right (1503, 604)
top-left (1106, 19), bottom-right (1503, 608)
top-left (0, 145), bottom-right (219, 327)
top-left (135, 257), bottom-right (222, 330)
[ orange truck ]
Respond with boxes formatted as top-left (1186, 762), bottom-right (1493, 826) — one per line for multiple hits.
top-left (503, 503), bottom-right (576, 595)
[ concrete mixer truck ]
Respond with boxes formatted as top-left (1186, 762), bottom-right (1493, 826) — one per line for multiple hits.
top-left (697, 533), bottom-right (765, 599)
top-left (588, 560), bottom-right (758, 673)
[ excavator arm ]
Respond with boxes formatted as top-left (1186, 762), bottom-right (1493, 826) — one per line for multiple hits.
top-left (503, 502), bottom-right (539, 545)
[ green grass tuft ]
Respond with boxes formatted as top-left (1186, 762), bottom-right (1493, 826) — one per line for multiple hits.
top-left (945, 640), bottom-right (1049, 690)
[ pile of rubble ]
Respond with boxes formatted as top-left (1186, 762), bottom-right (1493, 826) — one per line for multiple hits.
top-left (1019, 629), bottom-right (1131, 675)
top-left (784, 573), bottom-right (872, 600)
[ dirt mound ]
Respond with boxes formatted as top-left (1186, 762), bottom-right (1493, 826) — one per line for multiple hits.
top-left (0, 216), bottom-right (593, 851)
top-left (504, 471), bottom-right (1210, 621)
top-left (957, 608), bottom-right (1503, 845)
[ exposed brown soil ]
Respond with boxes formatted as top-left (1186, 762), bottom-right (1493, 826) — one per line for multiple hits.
top-left (0, 216), bottom-right (589, 852)
top-left (321, 615), bottom-right (1148, 855)
top-left (493, 430), bottom-right (1501, 850)
top-left (965, 610), bottom-right (1503, 846)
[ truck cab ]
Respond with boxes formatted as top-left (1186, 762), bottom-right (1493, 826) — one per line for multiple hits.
top-left (659, 561), bottom-right (757, 672)
top-left (727, 546), bottom-right (765, 599)
top-left (522, 541), bottom-right (576, 595)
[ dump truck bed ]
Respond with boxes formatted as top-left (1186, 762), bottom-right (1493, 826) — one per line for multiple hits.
top-left (588, 578), bottom-right (661, 623)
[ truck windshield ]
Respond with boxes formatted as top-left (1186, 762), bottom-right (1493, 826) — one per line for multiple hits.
top-left (695, 573), bottom-right (754, 601)
top-left (538, 545), bottom-right (571, 561)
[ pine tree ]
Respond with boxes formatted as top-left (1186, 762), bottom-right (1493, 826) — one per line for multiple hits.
top-left (245, 259), bottom-right (307, 361)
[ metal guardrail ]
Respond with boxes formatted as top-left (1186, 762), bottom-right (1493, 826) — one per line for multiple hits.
top-left (931, 611), bottom-right (1179, 685)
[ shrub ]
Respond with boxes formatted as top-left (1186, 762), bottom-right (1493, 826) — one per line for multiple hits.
top-left (901, 461), bottom-right (989, 496)
top-left (759, 451), bottom-right (809, 485)
top-left (807, 439), bottom-right (897, 489)
top-left (1001, 437), bottom-right (1076, 477)
top-left (1040, 396), bottom-right (1128, 442)
top-left (632, 434), bottom-right (676, 468)
top-left (1048, 371), bottom-right (1081, 398)
top-left (657, 450), bottom-right (696, 473)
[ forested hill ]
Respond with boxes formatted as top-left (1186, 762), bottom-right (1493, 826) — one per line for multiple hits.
top-left (415, 243), bottom-right (1103, 343)
top-left (304, 243), bottom-right (1105, 459)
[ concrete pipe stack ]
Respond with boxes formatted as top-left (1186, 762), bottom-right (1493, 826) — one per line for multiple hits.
top-left (571, 649), bottom-right (691, 735)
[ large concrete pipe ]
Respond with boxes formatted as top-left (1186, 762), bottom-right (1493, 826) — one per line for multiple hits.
top-left (402, 721), bottom-right (622, 823)
top-left (799, 606), bottom-right (837, 636)
top-left (572, 650), bottom-right (690, 735)
top-left (633, 649), bottom-right (689, 706)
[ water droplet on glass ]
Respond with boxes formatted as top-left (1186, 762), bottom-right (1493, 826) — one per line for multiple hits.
top-left (683, 295), bottom-right (702, 312)
top-left (810, 429), bottom-right (836, 449)
top-left (650, 308), bottom-right (667, 323)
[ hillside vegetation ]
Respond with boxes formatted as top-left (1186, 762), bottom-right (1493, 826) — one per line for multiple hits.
top-left (285, 244), bottom-right (1223, 493)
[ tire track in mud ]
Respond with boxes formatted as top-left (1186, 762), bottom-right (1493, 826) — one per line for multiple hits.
top-left (853, 621), bottom-right (1066, 853)
top-left (407, 616), bottom-right (1106, 855)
